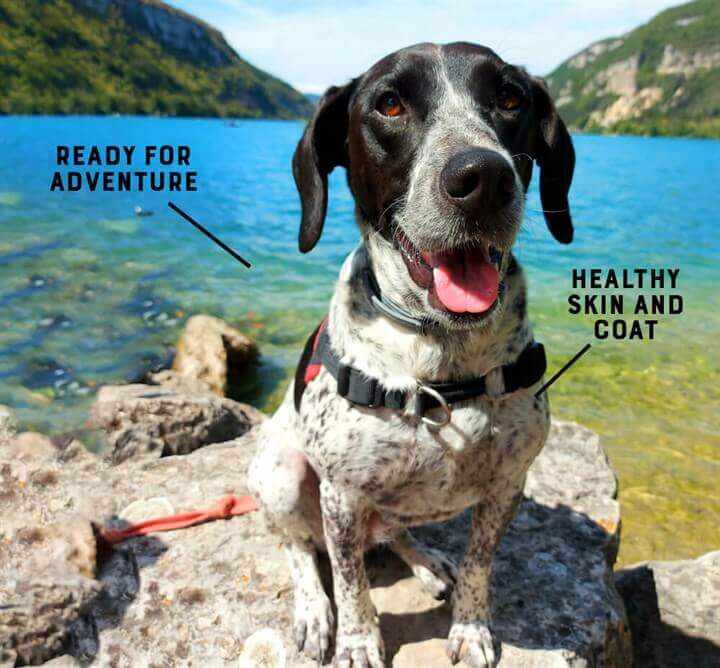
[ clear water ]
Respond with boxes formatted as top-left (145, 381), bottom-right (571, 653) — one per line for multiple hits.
top-left (0, 117), bottom-right (718, 565)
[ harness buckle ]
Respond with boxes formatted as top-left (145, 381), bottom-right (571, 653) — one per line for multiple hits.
top-left (415, 383), bottom-right (452, 429)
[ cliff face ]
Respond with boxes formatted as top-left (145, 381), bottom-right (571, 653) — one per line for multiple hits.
top-left (0, 0), bottom-right (313, 118)
top-left (547, 0), bottom-right (720, 137)
top-left (74, 0), bottom-right (236, 66)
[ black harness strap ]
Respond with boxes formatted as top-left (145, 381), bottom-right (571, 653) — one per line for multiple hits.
top-left (314, 327), bottom-right (407, 410)
top-left (413, 339), bottom-right (546, 415)
top-left (305, 325), bottom-right (546, 417)
top-left (293, 243), bottom-right (547, 416)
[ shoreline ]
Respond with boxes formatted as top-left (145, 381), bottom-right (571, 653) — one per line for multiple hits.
top-left (3, 309), bottom-right (717, 568)
top-left (2, 316), bottom-right (717, 665)
top-left (2, 115), bottom-right (720, 140)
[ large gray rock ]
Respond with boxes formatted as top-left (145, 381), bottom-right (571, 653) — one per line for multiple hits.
top-left (615, 552), bottom-right (720, 667)
top-left (396, 419), bottom-right (630, 666)
top-left (0, 419), bottom-right (631, 666)
top-left (0, 436), bottom-right (100, 666)
top-left (90, 383), bottom-right (264, 463)
top-left (171, 314), bottom-right (258, 396)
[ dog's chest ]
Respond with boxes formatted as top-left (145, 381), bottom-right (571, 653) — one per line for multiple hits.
top-left (297, 369), bottom-right (549, 522)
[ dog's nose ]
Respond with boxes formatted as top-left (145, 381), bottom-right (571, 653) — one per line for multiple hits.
top-left (441, 149), bottom-right (516, 215)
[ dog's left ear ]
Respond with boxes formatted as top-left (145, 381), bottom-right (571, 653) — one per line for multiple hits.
top-left (293, 80), bottom-right (357, 253)
top-left (532, 77), bottom-right (575, 244)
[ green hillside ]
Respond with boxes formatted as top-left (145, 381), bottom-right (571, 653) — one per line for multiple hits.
top-left (547, 0), bottom-right (720, 138)
top-left (0, 0), bottom-right (313, 118)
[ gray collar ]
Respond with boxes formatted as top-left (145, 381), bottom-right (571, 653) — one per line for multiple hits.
top-left (350, 243), bottom-right (445, 337)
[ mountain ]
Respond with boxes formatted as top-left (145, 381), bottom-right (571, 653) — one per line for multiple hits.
top-left (546, 0), bottom-right (720, 137)
top-left (0, 0), bottom-right (313, 118)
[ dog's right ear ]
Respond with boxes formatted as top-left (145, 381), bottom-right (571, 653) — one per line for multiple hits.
top-left (293, 81), bottom-right (357, 253)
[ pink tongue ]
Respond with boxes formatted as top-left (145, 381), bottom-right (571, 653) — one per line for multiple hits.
top-left (431, 250), bottom-right (499, 314)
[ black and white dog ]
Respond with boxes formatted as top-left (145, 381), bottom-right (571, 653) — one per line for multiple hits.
top-left (249, 42), bottom-right (574, 668)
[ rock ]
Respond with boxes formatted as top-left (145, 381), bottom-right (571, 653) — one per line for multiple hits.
top-left (11, 432), bottom-right (58, 462)
top-left (0, 406), bottom-right (15, 448)
top-left (0, 420), bottom-right (630, 666)
top-left (146, 368), bottom-right (212, 395)
top-left (50, 435), bottom-right (92, 463)
top-left (171, 315), bottom-right (258, 396)
top-left (386, 420), bottom-right (629, 666)
top-left (615, 552), bottom-right (720, 667)
top-left (238, 628), bottom-right (287, 668)
top-left (0, 517), bottom-right (100, 666)
top-left (0, 568), bottom-right (100, 666)
top-left (120, 497), bottom-right (175, 524)
top-left (90, 383), bottom-right (264, 463)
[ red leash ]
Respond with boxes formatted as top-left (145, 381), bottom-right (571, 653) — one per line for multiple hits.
top-left (101, 494), bottom-right (258, 545)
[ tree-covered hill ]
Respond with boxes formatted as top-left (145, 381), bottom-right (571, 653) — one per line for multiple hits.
top-left (547, 0), bottom-right (720, 138)
top-left (0, 0), bottom-right (313, 118)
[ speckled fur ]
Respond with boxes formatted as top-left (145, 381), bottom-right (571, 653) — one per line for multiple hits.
top-left (249, 43), bottom-right (556, 668)
top-left (248, 247), bottom-right (550, 666)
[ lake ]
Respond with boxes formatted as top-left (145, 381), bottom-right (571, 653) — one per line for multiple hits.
top-left (0, 116), bottom-right (718, 565)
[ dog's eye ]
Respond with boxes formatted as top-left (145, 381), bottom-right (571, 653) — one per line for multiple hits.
top-left (377, 93), bottom-right (405, 117)
top-left (498, 87), bottom-right (523, 112)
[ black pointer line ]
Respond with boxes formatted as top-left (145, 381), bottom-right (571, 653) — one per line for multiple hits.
top-left (535, 343), bottom-right (592, 397)
top-left (162, 204), bottom-right (586, 393)
top-left (168, 201), bottom-right (251, 269)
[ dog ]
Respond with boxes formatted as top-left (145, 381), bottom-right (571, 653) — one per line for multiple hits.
top-left (249, 42), bottom-right (574, 668)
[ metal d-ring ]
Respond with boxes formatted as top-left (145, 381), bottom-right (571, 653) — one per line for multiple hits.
top-left (416, 383), bottom-right (452, 428)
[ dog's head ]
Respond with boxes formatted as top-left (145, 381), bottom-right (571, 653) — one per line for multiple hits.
top-left (293, 42), bottom-right (574, 329)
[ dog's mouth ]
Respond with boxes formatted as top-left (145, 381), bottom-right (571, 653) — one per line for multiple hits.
top-left (395, 230), bottom-right (503, 316)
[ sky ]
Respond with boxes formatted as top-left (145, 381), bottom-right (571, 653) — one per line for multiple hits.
top-left (167, 0), bottom-right (682, 93)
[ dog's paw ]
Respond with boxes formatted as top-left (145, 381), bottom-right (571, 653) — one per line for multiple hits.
top-left (293, 590), bottom-right (335, 663)
top-left (333, 628), bottom-right (385, 668)
top-left (447, 620), bottom-right (499, 667)
top-left (412, 546), bottom-right (458, 600)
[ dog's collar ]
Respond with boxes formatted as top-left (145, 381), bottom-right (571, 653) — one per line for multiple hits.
top-left (294, 319), bottom-right (547, 427)
top-left (350, 243), bottom-right (446, 336)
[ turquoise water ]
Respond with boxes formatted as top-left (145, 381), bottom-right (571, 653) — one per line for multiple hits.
top-left (0, 117), bottom-right (718, 563)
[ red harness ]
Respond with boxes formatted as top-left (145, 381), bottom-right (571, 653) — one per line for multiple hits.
top-left (303, 318), bottom-right (327, 384)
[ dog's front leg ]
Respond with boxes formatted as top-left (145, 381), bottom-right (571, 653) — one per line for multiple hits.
top-left (447, 490), bottom-right (523, 668)
top-left (320, 479), bottom-right (384, 668)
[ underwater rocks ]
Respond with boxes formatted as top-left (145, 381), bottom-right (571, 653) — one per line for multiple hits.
top-left (616, 552), bottom-right (720, 667)
top-left (171, 314), bottom-right (258, 396)
top-left (28, 274), bottom-right (51, 290)
top-left (20, 358), bottom-right (89, 399)
top-left (90, 383), bottom-right (264, 464)
top-left (123, 289), bottom-right (180, 328)
top-left (36, 315), bottom-right (73, 331)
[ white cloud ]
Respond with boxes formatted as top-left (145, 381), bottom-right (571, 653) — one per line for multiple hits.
top-left (171, 0), bottom-right (681, 92)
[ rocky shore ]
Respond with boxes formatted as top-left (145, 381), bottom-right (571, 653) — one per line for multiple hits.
top-left (1, 316), bottom-right (718, 667)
